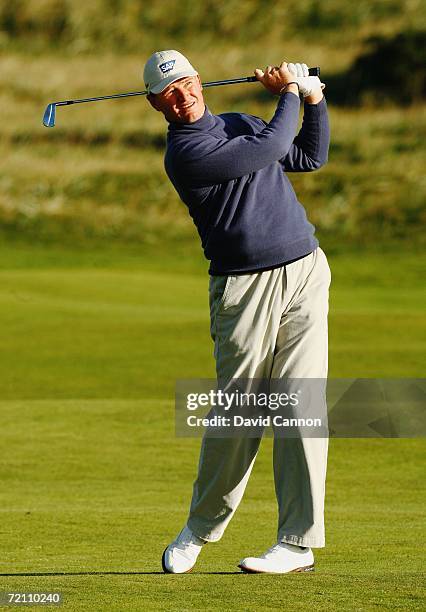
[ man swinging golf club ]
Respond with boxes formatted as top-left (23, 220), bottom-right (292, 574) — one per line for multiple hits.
top-left (144, 50), bottom-right (331, 574)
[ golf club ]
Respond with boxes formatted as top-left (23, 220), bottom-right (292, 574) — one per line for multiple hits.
top-left (42, 67), bottom-right (320, 128)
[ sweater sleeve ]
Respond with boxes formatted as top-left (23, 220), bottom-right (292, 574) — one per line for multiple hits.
top-left (280, 97), bottom-right (330, 172)
top-left (173, 93), bottom-right (300, 185)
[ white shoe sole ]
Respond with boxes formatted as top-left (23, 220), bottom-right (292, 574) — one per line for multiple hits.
top-left (238, 563), bottom-right (315, 574)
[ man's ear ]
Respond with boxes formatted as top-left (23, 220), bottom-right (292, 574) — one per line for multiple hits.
top-left (196, 75), bottom-right (202, 91)
top-left (147, 93), bottom-right (161, 111)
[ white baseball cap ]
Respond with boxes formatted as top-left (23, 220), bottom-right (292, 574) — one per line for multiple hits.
top-left (143, 50), bottom-right (198, 94)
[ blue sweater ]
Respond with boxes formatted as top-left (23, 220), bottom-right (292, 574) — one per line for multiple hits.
top-left (165, 93), bottom-right (330, 274)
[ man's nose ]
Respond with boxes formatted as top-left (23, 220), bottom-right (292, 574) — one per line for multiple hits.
top-left (176, 88), bottom-right (192, 102)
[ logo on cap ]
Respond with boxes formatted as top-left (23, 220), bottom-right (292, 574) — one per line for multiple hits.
top-left (159, 60), bottom-right (176, 74)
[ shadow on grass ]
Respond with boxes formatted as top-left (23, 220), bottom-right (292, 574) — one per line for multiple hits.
top-left (0, 571), bottom-right (242, 576)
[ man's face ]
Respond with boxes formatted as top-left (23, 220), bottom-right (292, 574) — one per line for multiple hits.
top-left (148, 76), bottom-right (205, 124)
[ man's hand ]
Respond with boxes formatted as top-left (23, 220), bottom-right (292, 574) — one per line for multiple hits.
top-left (287, 61), bottom-right (325, 104)
top-left (287, 62), bottom-right (310, 79)
top-left (254, 62), bottom-right (299, 96)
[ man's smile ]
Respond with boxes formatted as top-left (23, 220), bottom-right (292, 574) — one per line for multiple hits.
top-left (179, 102), bottom-right (196, 109)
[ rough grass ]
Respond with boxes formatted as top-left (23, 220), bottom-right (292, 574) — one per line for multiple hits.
top-left (1, 0), bottom-right (422, 53)
top-left (0, 48), bottom-right (425, 245)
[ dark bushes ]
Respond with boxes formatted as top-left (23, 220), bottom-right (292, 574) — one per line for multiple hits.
top-left (326, 31), bottom-right (426, 106)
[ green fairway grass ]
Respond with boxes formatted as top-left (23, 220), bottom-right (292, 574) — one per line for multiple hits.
top-left (0, 242), bottom-right (423, 401)
top-left (0, 243), bottom-right (424, 610)
top-left (0, 401), bottom-right (425, 610)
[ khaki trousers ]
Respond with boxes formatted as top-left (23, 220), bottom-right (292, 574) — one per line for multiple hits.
top-left (187, 247), bottom-right (331, 548)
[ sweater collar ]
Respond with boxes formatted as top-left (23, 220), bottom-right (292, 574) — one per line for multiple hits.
top-left (168, 106), bottom-right (216, 132)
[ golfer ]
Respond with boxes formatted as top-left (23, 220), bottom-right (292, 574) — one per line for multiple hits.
top-left (144, 50), bottom-right (331, 574)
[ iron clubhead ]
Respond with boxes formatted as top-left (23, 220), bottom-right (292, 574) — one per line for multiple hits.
top-left (43, 103), bottom-right (56, 128)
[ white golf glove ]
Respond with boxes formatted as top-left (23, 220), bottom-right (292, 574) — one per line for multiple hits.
top-left (287, 61), bottom-right (324, 97)
top-left (287, 62), bottom-right (309, 78)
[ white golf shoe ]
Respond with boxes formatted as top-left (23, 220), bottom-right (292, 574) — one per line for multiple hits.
top-left (238, 542), bottom-right (314, 574)
top-left (161, 526), bottom-right (206, 574)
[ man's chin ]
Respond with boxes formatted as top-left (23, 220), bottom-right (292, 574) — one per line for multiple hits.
top-left (179, 104), bottom-right (204, 123)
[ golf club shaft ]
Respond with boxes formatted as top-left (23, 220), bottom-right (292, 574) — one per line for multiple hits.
top-left (55, 70), bottom-right (320, 107)
top-left (43, 68), bottom-right (320, 127)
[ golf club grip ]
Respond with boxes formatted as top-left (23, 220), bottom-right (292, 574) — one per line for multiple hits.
top-left (246, 67), bottom-right (320, 81)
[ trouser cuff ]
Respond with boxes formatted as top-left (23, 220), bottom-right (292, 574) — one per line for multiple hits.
top-left (187, 519), bottom-right (223, 543)
top-left (279, 534), bottom-right (325, 549)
